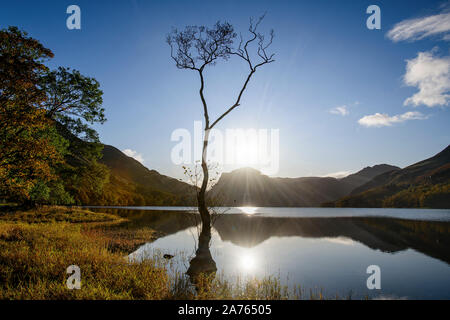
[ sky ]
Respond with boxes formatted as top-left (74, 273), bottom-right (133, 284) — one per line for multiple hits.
top-left (1, 0), bottom-right (449, 181)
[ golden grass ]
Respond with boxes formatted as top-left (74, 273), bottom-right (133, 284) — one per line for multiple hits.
top-left (0, 221), bottom-right (169, 299)
top-left (0, 206), bottom-right (120, 224)
top-left (0, 206), bottom-right (347, 300)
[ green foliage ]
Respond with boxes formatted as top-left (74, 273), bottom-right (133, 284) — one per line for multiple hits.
top-left (64, 160), bottom-right (110, 205)
top-left (0, 26), bottom-right (62, 203)
top-left (0, 26), bottom-right (109, 206)
top-left (40, 66), bottom-right (106, 142)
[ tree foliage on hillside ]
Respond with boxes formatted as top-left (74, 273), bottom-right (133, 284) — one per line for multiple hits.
top-left (0, 27), bottom-right (64, 203)
top-left (330, 182), bottom-right (450, 209)
top-left (38, 61), bottom-right (109, 205)
top-left (1, 26), bottom-right (195, 207)
top-left (0, 26), bottom-right (108, 206)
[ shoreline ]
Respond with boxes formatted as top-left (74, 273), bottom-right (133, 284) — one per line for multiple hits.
top-left (0, 206), bottom-right (321, 300)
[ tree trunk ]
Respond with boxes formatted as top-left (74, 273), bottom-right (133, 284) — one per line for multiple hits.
top-left (197, 129), bottom-right (211, 235)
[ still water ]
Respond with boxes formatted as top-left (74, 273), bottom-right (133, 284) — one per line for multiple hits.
top-left (89, 207), bottom-right (450, 299)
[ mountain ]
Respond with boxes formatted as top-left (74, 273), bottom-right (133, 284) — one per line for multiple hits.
top-left (328, 145), bottom-right (450, 208)
top-left (96, 145), bottom-right (196, 206)
top-left (55, 118), bottom-right (196, 206)
top-left (340, 164), bottom-right (400, 188)
top-left (208, 164), bottom-right (399, 207)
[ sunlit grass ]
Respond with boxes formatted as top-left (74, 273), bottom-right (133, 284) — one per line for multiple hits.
top-left (0, 205), bottom-right (121, 224)
top-left (0, 207), bottom-right (358, 300)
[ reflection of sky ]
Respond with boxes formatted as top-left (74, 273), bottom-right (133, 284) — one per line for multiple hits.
top-left (130, 225), bottom-right (450, 299)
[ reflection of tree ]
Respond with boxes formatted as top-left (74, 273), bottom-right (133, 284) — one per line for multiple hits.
top-left (186, 223), bottom-right (217, 289)
top-left (102, 209), bottom-right (450, 265)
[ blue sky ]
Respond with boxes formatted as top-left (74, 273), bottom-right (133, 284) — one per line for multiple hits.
top-left (1, 0), bottom-right (449, 180)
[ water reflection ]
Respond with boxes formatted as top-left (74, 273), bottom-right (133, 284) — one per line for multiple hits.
top-left (94, 208), bottom-right (450, 298)
top-left (238, 206), bottom-right (258, 215)
top-left (186, 223), bottom-right (217, 284)
top-left (238, 251), bottom-right (258, 272)
top-left (99, 208), bottom-right (450, 264)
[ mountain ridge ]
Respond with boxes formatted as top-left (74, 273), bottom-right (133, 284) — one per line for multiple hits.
top-left (328, 145), bottom-right (450, 208)
top-left (90, 142), bottom-right (448, 208)
top-left (208, 164), bottom-right (399, 207)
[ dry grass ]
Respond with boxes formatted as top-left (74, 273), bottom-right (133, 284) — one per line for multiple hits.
top-left (0, 206), bottom-right (344, 300)
top-left (0, 221), bottom-right (169, 299)
top-left (0, 206), bottom-right (121, 224)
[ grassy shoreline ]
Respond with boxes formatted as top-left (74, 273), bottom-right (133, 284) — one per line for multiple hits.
top-left (0, 206), bottom-right (170, 299)
top-left (0, 206), bottom-right (344, 300)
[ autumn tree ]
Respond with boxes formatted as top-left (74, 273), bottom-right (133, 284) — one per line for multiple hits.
top-left (39, 66), bottom-right (109, 204)
top-left (167, 16), bottom-right (275, 234)
top-left (0, 27), bottom-right (63, 204)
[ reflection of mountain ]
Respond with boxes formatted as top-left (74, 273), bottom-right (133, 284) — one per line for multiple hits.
top-left (115, 210), bottom-right (450, 264)
top-left (213, 216), bottom-right (450, 264)
top-left (209, 165), bottom-right (398, 207)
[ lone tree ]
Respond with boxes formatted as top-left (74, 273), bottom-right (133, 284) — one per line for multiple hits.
top-left (167, 15), bottom-right (275, 233)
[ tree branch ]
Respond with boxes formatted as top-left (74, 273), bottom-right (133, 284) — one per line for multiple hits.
top-left (211, 14), bottom-right (275, 128)
top-left (210, 69), bottom-right (255, 129)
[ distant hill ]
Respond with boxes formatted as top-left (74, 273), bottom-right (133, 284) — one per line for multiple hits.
top-left (96, 145), bottom-right (196, 206)
top-left (208, 164), bottom-right (398, 207)
top-left (341, 164), bottom-right (400, 188)
top-left (52, 122), bottom-right (196, 206)
top-left (327, 145), bottom-right (450, 209)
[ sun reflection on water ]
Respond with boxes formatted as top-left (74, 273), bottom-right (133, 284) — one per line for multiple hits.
top-left (238, 207), bottom-right (258, 215)
top-left (239, 252), bottom-right (258, 272)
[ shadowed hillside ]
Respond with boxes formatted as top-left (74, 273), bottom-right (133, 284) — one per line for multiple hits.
top-left (208, 165), bottom-right (398, 207)
top-left (341, 164), bottom-right (400, 188)
top-left (328, 145), bottom-right (450, 208)
top-left (96, 145), bottom-right (196, 206)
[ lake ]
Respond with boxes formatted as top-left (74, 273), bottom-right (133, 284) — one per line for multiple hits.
top-left (88, 206), bottom-right (450, 299)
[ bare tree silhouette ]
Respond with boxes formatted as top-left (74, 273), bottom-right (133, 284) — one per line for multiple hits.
top-left (167, 15), bottom-right (275, 235)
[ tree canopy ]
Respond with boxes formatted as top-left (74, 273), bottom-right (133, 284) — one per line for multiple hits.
top-left (0, 26), bottom-right (108, 206)
top-left (40, 66), bottom-right (106, 143)
top-left (0, 27), bottom-right (63, 203)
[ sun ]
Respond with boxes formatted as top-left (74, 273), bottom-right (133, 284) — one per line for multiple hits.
top-left (234, 139), bottom-right (259, 166)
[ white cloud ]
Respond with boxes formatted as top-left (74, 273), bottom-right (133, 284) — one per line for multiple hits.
top-left (358, 111), bottom-right (428, 127)
top-left (122, 149), bottom-right (144, 164)
top-left (387, 12), bottom-right (450, 42)
top-left (329, 105), bottom-right (349, 116)
top-left (323, 171), bottom-right (352, 178)
top-left (403, 50), bottom-right (450, 107)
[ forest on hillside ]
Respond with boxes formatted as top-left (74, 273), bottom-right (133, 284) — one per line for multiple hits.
top-left (0, 26), bottom-right (194, 207)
